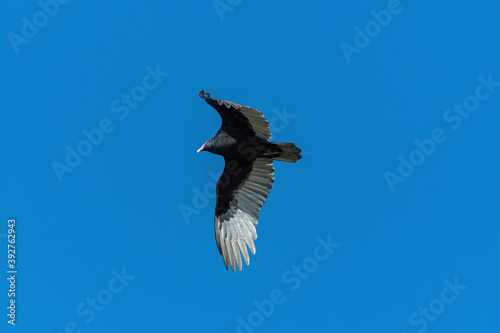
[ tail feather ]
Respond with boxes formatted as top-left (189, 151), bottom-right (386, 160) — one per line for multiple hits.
top-left (271, 142), bottom-right (302, 163)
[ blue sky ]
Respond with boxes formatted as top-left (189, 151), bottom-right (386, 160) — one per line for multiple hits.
top-left (1, 1), bottom-right (499, 332)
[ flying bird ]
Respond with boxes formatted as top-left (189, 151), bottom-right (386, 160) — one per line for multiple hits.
top-left (198, 90), bottom-right (302, 272)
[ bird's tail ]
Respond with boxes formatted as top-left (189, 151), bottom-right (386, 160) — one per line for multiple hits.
top-left (270, 142), bottom-right (302, 163)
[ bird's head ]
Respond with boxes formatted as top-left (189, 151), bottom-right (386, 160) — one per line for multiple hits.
top-left (197, 141), bottom-right (208, 153)
top-left (197, 139), bottom-right (217, 153)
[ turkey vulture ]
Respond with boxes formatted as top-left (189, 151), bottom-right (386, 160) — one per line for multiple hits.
top-left (198, 90), bottom-right (302, 272)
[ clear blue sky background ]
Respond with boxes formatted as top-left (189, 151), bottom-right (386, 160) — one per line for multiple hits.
top-left (1, 1), bottom-right (499, 332)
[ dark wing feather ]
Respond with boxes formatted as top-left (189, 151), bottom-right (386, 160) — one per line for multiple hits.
top-left (200, 90), bottom-right (272, 141)
top-left (214, 158), bottom-right (274, 271)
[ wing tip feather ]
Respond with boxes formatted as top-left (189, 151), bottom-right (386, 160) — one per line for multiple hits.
top-left (199, 90), bottom-right (210, 99)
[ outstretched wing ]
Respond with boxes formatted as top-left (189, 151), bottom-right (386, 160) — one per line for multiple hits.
top-left (200, 90), bottom-right (272, 141)
top-left (214, 158), bottom-right (274, 271)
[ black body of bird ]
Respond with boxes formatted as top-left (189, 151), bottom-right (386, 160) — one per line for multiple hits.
top-left (198, 90), bottom-right (301, 272)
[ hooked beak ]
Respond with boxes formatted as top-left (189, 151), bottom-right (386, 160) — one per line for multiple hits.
top-left (197, 142), bottom-right (207, 153)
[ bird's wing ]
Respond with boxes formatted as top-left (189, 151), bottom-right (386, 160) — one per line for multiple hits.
top-left (200, 90), bottom-right (272, 141)
top-left (214, 157), bottom-right (274, 271)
